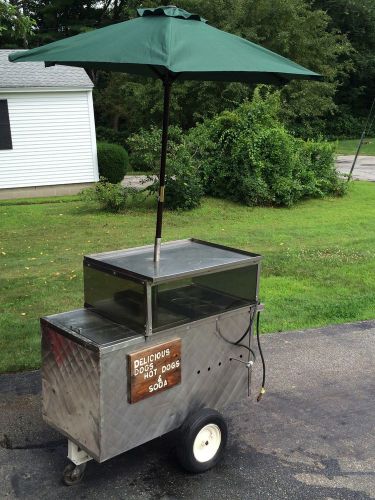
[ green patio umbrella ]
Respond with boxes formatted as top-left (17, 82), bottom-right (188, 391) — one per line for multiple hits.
top-left (9, 5), bottom-right (321, 261)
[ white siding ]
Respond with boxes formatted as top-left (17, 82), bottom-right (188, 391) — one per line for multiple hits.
top-left (0, 90), bottom-right (98, 189)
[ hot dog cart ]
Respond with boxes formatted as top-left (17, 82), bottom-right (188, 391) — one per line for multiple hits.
top-left (41, 238), bottom-right (263, 484)
top-left (9, 2), bottom-right (322, 489)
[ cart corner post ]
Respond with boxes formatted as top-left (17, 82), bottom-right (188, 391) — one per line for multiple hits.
top-left (146, 281), bottom-right (153, 337)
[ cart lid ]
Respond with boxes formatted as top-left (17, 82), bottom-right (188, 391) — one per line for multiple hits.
top-left (84, 239), bottom-right (261, 283)
top-left (41, 308), bottom-right (142, 351)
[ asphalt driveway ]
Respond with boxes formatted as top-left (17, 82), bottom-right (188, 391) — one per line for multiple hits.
top-left (336, 155), bottom-right (375, 181)
top-left (1, 320), bottom-right (374, 499)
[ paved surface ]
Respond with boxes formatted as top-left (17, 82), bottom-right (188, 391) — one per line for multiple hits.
top-left (122, 175), bottom-right (153, 189)
top-left (1, 320), bottom-right (375, 499)
top-left (336, 155), bottom-right (375, 181)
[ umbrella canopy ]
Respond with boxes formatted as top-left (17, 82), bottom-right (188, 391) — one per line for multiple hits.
top-left (9, 5), bottom-right (321, 261)
top-left (9, 6), bottom-right (320, 84)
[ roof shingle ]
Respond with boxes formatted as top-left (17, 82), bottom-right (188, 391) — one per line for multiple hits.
top-left (0, 49), bottom-right (94, 89)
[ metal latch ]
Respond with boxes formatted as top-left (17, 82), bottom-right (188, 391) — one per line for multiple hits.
top-left (230, 358), bottom-right (254, 369)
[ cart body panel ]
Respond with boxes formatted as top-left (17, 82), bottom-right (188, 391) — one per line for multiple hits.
top-left (41, 305), bottom-right (255, 462)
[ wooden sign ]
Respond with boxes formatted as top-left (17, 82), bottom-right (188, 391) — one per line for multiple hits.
top-left (128, 338), bottom-right (181, 404)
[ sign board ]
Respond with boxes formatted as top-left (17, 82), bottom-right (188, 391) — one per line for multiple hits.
top-left (128, 338), bottom-right (181, 404)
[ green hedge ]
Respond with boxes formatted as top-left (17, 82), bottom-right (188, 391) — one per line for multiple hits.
top-left (97, 142), bottom-right (129, 183)
top-left (189, 88), bottom-right (347, 206)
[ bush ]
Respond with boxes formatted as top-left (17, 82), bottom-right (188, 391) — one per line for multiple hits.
top-left (81, 179), bottom-right (135, 212)
top-left (300, 140), bottom-right (347, 197)
top-left (126, 89), bottom-right (346, 210)
top-left (146, 146), bottom-right (204, 211)
top-left (188, 88), bottom-right (347, 207)
top-left (127, 125), bottom-right (183, 172)
top-left (97, 142), bottom-right (129, 183)
top-left (128, 126), bottom-right (203, 210)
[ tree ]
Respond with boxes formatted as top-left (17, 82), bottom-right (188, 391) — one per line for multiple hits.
top-left (0, 0), bottom-right (35, 48)
top-left (12, 1), bottom-right (135, 45)
top-left (0, 0), bottom-right (360, 139)
top-left (190, 0), bottom-right (352, 137)
top-left (94, 0), bottom-right (352, 138)
top-left (94, 73), bottom-right (160, 134)
top-left (314, 0), bottom-right (375, 126)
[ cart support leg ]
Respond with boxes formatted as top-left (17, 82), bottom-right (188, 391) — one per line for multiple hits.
top-left (68, 440), bottom-right (93, 466)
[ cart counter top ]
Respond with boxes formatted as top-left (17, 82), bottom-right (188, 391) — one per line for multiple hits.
top-left (41, 308), bottom-right (142, 352)
top-left (84, 239), bottom-right (261, 283)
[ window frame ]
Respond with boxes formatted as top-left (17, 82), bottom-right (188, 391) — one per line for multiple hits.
top-left (0, 99), bottom-right (13, 150)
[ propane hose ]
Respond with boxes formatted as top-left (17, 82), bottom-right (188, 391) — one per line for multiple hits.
top-left (256, 310), bottom-right (266, 402)
top-left (216, 306), bottom-right (257, 360)
top-left (217, 305), bottom-right (267, 401)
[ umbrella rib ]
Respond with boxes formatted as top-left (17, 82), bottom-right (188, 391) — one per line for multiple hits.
top-left (274, 72), bottom-right (294, 85)
top-left (148, 65), bottom-right (164, 80)
top-left (148, 65), bottom-right (181, 83)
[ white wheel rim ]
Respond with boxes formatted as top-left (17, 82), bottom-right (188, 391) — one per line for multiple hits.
top-left (193, 424), bottom-right (221, 463)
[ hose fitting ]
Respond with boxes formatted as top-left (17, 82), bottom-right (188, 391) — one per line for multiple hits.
top-left (256, 386), bottom-right (266, 402)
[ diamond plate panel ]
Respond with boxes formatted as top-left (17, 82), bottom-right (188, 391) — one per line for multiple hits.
top-left (41, 325), bottom-right (101, 460)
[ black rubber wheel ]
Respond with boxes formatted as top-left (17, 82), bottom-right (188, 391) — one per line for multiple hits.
top-left (62, 462), bottom-right (86, 486)
top-left (176, 408), bottom-right (228, 473)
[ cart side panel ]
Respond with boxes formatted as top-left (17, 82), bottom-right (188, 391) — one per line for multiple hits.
top-left (100, 308), bottom-right (253, 461)
top-left (41, 324), bottom-right (101, 460)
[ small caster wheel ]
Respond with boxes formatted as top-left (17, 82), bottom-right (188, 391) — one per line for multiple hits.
top-left (62, 462), bottom-right (86, 486)
top-left (177, 408), bottom-right (228, 473)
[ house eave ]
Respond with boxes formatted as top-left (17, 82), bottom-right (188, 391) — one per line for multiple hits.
top-left (0, 86), bottom-right (93, 93)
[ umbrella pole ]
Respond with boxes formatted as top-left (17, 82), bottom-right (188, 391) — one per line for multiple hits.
top-left (154, 76), bottom-right (172, 262)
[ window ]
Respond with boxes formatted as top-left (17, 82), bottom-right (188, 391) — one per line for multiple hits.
top-left (152, 265), bottom-right (258, 331)
top-left (0, 100), bottom-right (13, 150)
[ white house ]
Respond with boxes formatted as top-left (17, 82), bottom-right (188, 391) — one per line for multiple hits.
top-left (0, 49), bottom-right (98, 199)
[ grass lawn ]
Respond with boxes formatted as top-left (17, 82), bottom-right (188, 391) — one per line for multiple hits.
top-left (1, 182), bottom-right (375, 373)
top-left (334, 137), bottom-right (375, 155)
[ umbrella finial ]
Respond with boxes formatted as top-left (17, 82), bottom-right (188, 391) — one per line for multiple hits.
top-left (137, 6), bottom-right (207, 23)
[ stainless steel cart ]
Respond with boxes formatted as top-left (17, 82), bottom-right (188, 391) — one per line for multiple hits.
top-left (41, 239), bottom-right (263, 484)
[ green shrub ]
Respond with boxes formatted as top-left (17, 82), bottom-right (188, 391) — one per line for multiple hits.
top-left (97, 142), bottom-right (129, 183)
top-left (146, 146), bottom-right (204, 211)
top-left (189, 88), bottom-right (347, 207)
top-left (128, 126), bottom-right (203, 210)
top-left (300, 140), bottom-right (347, 197)
top-left (127, 125), bottom-right (183, 172)
top-left (81, 179), bottom-right (135, 212)
top-left (126, 89), bottom-right (346, 210)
